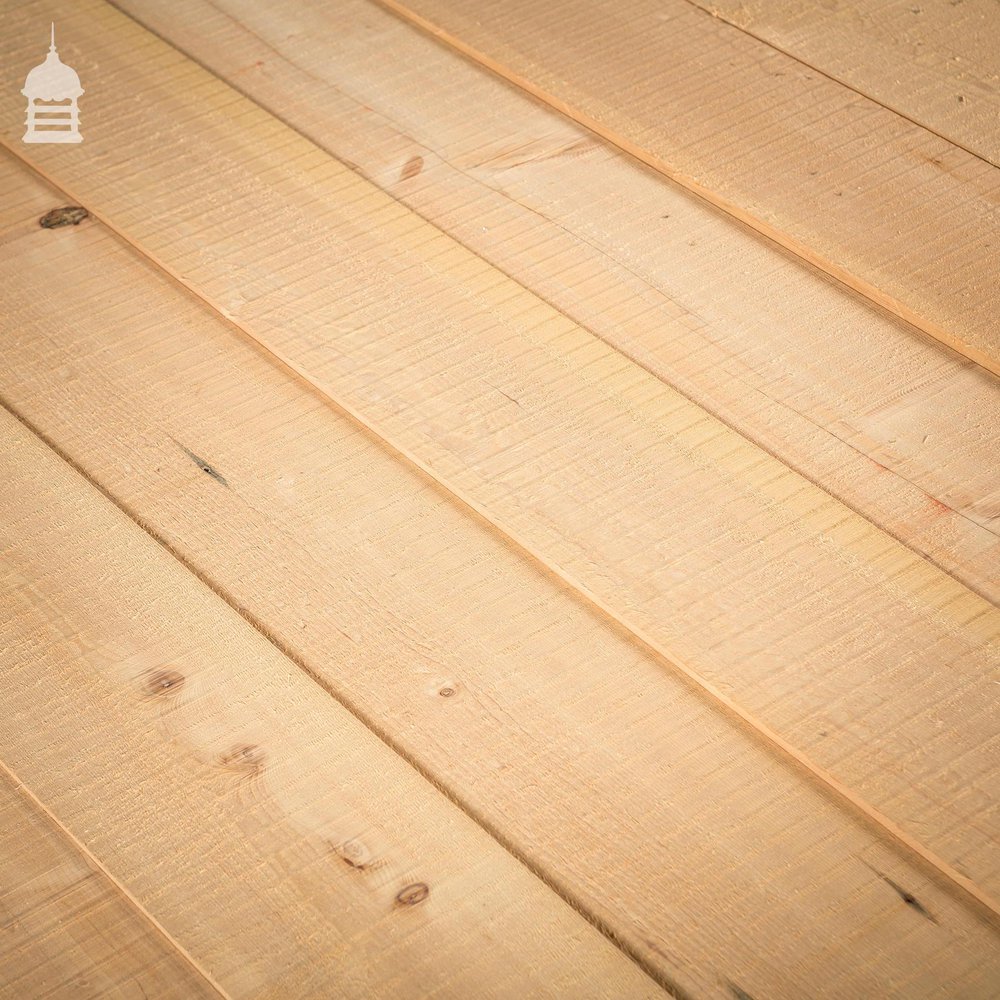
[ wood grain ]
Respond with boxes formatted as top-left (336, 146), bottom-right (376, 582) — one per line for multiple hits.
top-left (0, 770), bottom-right (219, 1000)
top-left (692, 0), bottom-right (1000, 165)
top-left (371, 0), bottom-right (1000, 374)
top-left (0, 419), bottom-right (660, 999)
top-left (112, 0), bottom-right (1000, 604)
top-left (2, 157), bottom-right (1000, 999)
top-left (1, 0), bottom-right (997, 912)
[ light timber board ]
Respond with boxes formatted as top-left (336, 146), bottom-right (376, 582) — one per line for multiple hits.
top-left (113, 0), bottom-right (1000, 603)
top-left (2, 159), bottom-right (1000, 998)
top-left (0, 770), bottom-right (219, 999)
top-left (1, 2), bottom-right (998, 909)
top-left (0, 420), bottom-right (659, 999)
top-left (690, 0), bottom-right (1000, 165)
top-left (372, 0), bottom-right (1000, 373)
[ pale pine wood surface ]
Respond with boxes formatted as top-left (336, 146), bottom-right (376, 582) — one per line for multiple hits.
top-left (2, 155), bottom-right (1000, 999)
top-left (0, 407), bottom-right (662, 1000)
top-left (113, 0), bottom-right (1000, 605)
top-left (693, 0), bottom-right (1000, 165)
top-left (2, 1), bottom-right (998, 910)
top-left (373, 0), bottom-right (1000, 374)
top-left (0, 772), bottom-right (219, 1000)
top-left (2, 1), bottom-right (999, 996)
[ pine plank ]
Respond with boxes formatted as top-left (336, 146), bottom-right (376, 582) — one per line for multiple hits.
top-left (0, 1), bottom-right (997, 910)
top-left (0, 770), bottom-right (218, 1000)
top-left (0, 426), bottom-right (660, 999)
top-left (3, 159), bottom-right (1000, 999)
top-left (370, 0), bottom-right (1000, 375)
top-left (113, 0), bottom-right (1000, 604)
top-left (692, 0), bottom-right (1000, 165)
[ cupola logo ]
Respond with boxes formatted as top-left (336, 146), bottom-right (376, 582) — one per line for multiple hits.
top-left (22, 23), bottom-right (84, 143)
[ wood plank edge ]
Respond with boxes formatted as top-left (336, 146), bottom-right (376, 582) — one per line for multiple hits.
top-left (0, 756), bottom-right (231, 999)
top-left (0, 400), bottom-right (677, 999)
top-left (4, 144), bottom-right (998, 928)
top-left (98, 0), bottom-right (1000, 607)
top-left (682, 0), bottom-right (999, 169)
top-left (369, 0), bottom-right (1000, 378)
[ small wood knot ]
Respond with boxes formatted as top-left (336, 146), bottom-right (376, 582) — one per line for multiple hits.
top-left (438, 686), bottom-right (456, 698)
top-left (145, 669), bottom-right (185, 696)
top-left (334, 838), bottom-right (372, 870)
top-left (395, 882), bottom-right (429, 907)
top-left (39, 206), bottom-right (89, 229)
top-left (219, 744), bottom-right (265, 775)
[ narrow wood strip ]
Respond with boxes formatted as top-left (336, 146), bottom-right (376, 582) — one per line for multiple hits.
top-left (372, 0), bottom-right (1000, 374)
top-left (0, 765), bottom-right (223, 1000)
top-left (112, 0), bottom-right (999, 604)
top-left (0, 420), bottom-right (660, 999)
top-left (2, 159), bottom-right (1000, 999)
top-left (688, 0), bottom-right (1000, 166)
top-left (1, 0), bottom-right (997, 910)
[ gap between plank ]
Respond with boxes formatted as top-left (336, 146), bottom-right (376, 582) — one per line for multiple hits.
top-left (3, 143), bottom-right (999, 931)
top-left (0, 401), bottom-right (682, 1000)
top-left (678, 0), bottom-right (1000, 170)
top-left (104, 0), bottom-right (1000, 598)
top-left (0, 756), bottom-right (233, 1000)
top-left (368, 0), bottom-right (1000, 378)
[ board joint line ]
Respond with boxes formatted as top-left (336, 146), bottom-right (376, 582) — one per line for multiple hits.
top-left (0, 399), bottom-right (685, 999)
top-left (88, 0), bottom-right (1000, 601)
top-left (3, 136), bottom-right (998, 932)
top-left (678, 0), bottom-right (1000, 170)
top-left (0, 757), bottom-right (233, 1000)
top-left (369, 0), bottom-right (1000, 379)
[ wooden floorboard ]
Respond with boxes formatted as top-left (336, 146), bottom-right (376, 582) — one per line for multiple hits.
top-left (0, 408), bottom-right (661, 1000)
top-left (372, 0), bottom-right (1000, 374)
top-left (113, 0), bottom-right (1000, 605)
top-left (2, 0), bottom-right (997, 912)
top-left (2, 1), bottom-right (997, 996)
top-left (2, 156), bottom-right (1000, 999)
top-left (0, 770), bottom-right (220, 1000)
top-left (691, 0), bottom-right (1000, 165)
